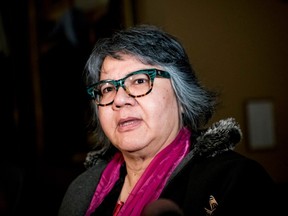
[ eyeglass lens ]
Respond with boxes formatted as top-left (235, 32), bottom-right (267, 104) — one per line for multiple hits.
top-left (96, 72), bottom-right (152, 105)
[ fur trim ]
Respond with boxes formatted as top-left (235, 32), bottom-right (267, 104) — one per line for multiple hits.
top-left (193, 118), bottom-right (242, 157)
top-left (84, 149), bottom-right (104, 169)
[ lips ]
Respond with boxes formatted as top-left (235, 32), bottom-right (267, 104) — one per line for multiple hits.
top-left (118, 117), bottom-right (141, 131)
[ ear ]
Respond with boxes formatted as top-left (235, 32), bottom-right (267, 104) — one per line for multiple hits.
top-left (180, 105), bottom-right (184, 114)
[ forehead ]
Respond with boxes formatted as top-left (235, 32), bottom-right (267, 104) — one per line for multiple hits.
top-left (100, 55), bottom-right (155, 80)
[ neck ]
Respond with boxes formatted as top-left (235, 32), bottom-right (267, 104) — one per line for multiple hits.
top-left (119, 155), bottom-right (152, 202)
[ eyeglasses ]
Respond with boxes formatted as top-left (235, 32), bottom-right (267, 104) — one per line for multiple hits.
top-left (87, 69), bottom-right (171, 106)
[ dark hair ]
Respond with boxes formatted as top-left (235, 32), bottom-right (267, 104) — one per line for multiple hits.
top-left (83, 24), bottom-right (218, 152)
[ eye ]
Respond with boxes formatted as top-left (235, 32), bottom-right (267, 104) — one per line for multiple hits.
top-left (130, 73), bottom-right (149, 85)
top-left (99, 83), bottom-right (115, 94)
top-left (134, 77), bottom-right (147, 85)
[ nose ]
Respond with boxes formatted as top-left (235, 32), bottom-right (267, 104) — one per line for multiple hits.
top-left (112, 87), bottom-right (136, 109)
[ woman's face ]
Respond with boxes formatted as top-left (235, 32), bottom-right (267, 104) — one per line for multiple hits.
top-left (98, 55), bottom-right (181, 157)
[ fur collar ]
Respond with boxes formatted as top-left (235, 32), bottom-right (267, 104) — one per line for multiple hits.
top-left (191, 117), bottom-right (242, 158)
top-left (84, 118), bottom-right (242, 169)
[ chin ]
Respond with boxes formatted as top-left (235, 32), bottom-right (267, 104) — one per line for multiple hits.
top-left (120, 144), bottom-right (147, 154)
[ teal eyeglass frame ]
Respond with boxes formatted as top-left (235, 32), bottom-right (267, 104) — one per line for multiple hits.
top-left (87, 68), bottom-right (171, 106)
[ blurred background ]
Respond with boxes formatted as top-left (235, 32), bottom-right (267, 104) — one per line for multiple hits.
top-left (0, 0), bottom-right (287, 215)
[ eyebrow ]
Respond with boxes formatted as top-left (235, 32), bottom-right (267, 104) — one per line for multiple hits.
top-left (99, 68), bottom-right (151, 81)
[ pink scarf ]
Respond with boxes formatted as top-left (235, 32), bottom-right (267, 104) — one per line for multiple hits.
top-left (85, 127), bottom-right (191, 216)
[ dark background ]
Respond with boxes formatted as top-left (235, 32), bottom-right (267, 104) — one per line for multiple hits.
top-left (0, 0), bottom-right (132, 215)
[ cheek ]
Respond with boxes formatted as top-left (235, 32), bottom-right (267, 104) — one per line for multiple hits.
top-left (98, 109), bottom-right (111, 130)
top-left (150, 89), bottom-right (178, 116)
top-left (161, 88), bottom-right (178, 108)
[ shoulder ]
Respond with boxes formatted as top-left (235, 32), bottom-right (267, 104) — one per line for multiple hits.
top-left (58, 160), bottom-right (107, 216)
top-left (200, 150), bottom-right (273, 181)
top-left (65, 160), bottom-right (107, 196)
top-left (186, 150), bottom-right (272, 183)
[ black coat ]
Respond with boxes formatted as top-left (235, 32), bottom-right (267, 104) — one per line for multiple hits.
top-left (58, 118), bottom-right (278, 216)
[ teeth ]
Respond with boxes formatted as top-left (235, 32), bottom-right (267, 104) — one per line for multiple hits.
top-left (120, 120), bottom-right (134, 126)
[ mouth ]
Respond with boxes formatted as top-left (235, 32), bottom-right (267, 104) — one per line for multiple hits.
top-left (118, 118), bottom-right (141, 131)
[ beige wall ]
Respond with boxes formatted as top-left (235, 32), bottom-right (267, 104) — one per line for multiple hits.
top-left (133, 0), bottom-right (288, 183)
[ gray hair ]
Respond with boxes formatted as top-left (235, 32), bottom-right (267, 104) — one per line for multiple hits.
top-left (83, 24), bottom-right (218, 151)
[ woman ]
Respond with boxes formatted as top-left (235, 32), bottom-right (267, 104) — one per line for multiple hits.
top-left (58, 25), bottom-right (277, 216)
